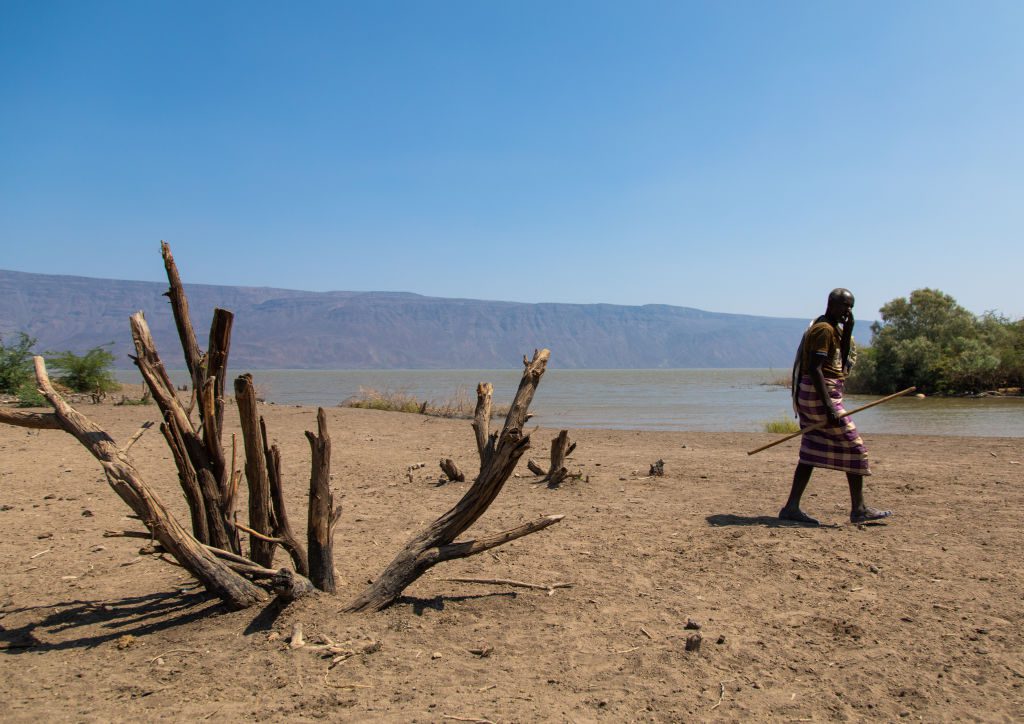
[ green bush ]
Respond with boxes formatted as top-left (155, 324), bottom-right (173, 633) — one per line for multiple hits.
top-left (47, 345), bottom-right (120, 400)
top-left (847, 289), bottom-right (1023, 395)
top-left (14, 378), bottom-right (46, 407)
top-left (0, 332), bottom-right (36, 394)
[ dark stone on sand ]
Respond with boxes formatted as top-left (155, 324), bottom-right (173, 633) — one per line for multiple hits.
top-left (685, 633), bottom-right (702, 652)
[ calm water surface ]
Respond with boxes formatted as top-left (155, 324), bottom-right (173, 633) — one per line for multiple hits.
top-left (118, 368), bottom-right (1023, 437)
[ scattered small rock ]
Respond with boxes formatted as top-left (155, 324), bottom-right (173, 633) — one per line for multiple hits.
top-left (649, 460), bottom-right (665, 477)
top-left (716, 634), bottom-right (726, 644)
top-left (37, 532), bottom-right (53, 540)
top-left (685, 618), bottom-right (702, 630)
top-left (116, 634), bottom-right (136, 650)
top-left (869, 564), bottom-right (880, 574)
top-left (81, 510), bottom-right (94, 517)
top-left (431, 651), bottom-right (443, 660)
top-left (685, 633), bottom-right (702, 652)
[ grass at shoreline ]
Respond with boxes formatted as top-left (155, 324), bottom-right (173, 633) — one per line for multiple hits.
top-left (341, 386), bottom-right (510, 419)
top-left (763, 417), bottom-right (800, 434)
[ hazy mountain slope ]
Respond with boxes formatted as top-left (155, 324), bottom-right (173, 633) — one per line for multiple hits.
top-left (1, 269), bottom-right (810, 369)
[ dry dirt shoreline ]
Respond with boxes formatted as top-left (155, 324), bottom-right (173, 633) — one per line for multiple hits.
top-left (1, 399), bottom-right (1022, 721)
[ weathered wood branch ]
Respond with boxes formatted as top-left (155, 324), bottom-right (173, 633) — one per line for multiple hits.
top-left (26, 356), bottom-right (263, 610)
top-left (262, 418), bottom-right (309, 576)
top-left (235, 374), bottom-right (275, 568)
top-left (0, 408), bottom-right (62, 429)
top-left (159, 421), bottom-right (210, 545)
top-left (130, 312), bottom-right (196, 438)
top-left (439, 458), bottom-right (465, 483)
top-left (343, 349), bottom-right (561, 613)
top-left (160, 240), bottom-right (203, 386)
top-left (306, 407), bottom-right (336, 593)
top-left (526, 459), bottom-right (547, 477)
top-left (430, 515), bottom-right (564, 563)
top-left (471, 382), bottom-right (494, 460)
top-left (206, 308), bottom-right (233, 450)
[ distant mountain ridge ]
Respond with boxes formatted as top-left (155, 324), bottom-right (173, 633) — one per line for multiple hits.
top-left (0, 269), bottom-right (811, 370)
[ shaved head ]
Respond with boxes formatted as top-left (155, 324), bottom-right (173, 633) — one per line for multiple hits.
top-left (828, 288), bottom-right (854, 306)
top-left (825, 288), bottom-right (855, 324)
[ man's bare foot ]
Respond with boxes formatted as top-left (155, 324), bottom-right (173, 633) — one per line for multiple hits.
top-left (779, 507), bottom-right (820, 526)
top-left (850, 507), bottom-right (893, 524)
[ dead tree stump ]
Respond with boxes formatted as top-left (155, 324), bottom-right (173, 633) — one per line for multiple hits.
top-left (306, 408), bottom-right (340, 593)
top-left (439, 458), bottom-right (465, 483)
top-left (527, 430), bottom-right (578, 487)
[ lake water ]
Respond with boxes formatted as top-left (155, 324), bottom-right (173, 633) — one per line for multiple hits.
top-left (116, 368), bottom-right (1023, 438)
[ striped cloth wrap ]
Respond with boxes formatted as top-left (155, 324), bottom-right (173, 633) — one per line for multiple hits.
top-left (795, 375), bottom-right (871, 475)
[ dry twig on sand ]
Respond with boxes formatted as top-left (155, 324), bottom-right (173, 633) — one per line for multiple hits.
top-left (439, 576), bottom-right (571, 595)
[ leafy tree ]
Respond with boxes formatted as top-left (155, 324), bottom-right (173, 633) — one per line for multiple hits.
top-left (848, 289), bottom-right (1023, 395)
top-left (47, 345), bottom-right (120, 401)
top-left (0, 332), bottom-right (37, 394)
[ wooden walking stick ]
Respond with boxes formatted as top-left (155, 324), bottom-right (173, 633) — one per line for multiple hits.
top-left (747, 386), bottom-right (917, 456)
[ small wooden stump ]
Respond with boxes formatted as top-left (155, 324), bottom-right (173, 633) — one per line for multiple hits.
top-left (527, 430), bottom-right (579, 488)
top-left (439, 458), bottom-right (465, 483)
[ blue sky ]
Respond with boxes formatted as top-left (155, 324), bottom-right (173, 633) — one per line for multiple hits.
top-left (2, 0), bottom-right (1022, 320)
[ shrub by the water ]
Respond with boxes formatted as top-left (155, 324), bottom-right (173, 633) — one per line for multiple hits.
top-left (342, 387), bottom-right (425, 414)
top-left (763, 417), bottom-right (800, 434)
top-left (846, 289), bottom-right (1023, 396)
top-left (342, 386), bottom-right (510, 419)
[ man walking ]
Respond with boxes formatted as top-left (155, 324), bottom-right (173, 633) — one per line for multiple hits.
top-left (779, 288), bottom-right (893, 526)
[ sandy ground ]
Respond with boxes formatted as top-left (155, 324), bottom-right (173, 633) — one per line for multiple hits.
top-left (1, 391), bottom-right (1022, 722)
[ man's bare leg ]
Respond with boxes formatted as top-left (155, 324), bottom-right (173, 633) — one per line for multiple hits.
top-left (779, 463), bottom-right (820, 525)
top-left (847, 473), bottom-right (892, 523)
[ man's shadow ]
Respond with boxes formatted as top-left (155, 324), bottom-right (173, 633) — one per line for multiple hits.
top-left (706, 513), bottom-right (839, 529)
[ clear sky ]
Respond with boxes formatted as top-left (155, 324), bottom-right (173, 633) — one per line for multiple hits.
top-left (2, 0), bottom-right (1022, 320)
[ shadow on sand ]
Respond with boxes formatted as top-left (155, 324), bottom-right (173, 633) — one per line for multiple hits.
top-left (400, 592), bottom-right (517, 616)
top-left (0, 589), bottom-right (220, 654)
top-left (705, 513), bottom-right (840, 529)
